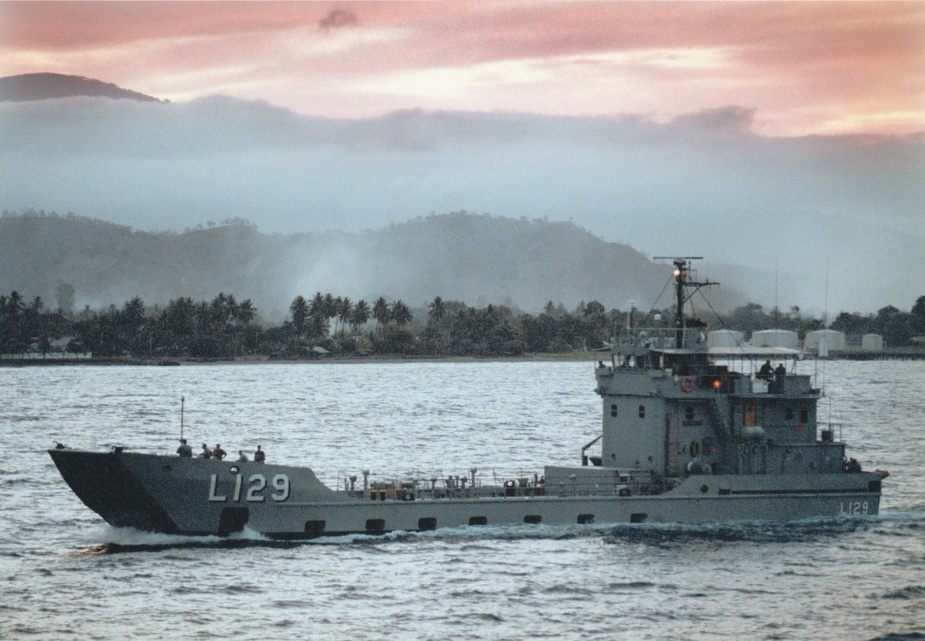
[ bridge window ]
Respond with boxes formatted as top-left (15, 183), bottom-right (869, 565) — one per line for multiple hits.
top-left (638, 405), bottom-right (646, 418)
top-left (684, 405), bottom-right (695, 421)
top-left (610, 404), bottom-right (618, 417)
top-left (800, 409), bottom-right (809, 423)
top-left (786, 407), bottom-right (794, 420)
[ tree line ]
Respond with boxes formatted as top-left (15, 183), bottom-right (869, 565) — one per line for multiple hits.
top-left (1, 290), bottom-right (924, 360)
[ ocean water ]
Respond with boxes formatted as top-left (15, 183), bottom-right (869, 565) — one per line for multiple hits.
top-left (1, 359), bottom-right (923, 641)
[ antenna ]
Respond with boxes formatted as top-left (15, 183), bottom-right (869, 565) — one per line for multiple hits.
top-left (180, 396), bottom-right (185, 441)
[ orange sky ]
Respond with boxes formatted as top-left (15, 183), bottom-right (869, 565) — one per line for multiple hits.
top-left (2, 1), bottom-right (924, 137)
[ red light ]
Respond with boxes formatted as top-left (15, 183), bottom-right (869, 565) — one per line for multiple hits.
top-left (712, 379), bottom-right (722, 389)
top-left (673, 269), bottom-right (681, 277)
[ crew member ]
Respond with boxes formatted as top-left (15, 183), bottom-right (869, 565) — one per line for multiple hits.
top-left (236, 450), bottom-right (248, 462)
top-left (757, 360), bottom-right (773, 380)
top-left (213, 444), bottom-right (227, 460)
top-left (254, 445), bottom-right (265, 464)
top-left (177, 439), bottom-right (192, 457)
top-left (199, 443), bottom-right (212, 459)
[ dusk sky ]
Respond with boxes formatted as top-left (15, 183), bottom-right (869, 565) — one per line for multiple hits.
top-left (2, 1), bottom-right (924, 313)
top-left (3, 1), bottom-right (924, 137)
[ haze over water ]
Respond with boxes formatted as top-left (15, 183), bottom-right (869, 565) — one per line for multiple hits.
top-left (2, 359), bottom-right (923, 640)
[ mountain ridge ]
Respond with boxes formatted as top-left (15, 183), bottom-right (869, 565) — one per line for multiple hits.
top-left (0, 211), bottom-right (681, 319)
top-left (0, 72), bottom-right (165, 103)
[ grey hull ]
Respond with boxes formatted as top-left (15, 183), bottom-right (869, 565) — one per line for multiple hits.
top-left (49, 449), bottom-right (881, 539)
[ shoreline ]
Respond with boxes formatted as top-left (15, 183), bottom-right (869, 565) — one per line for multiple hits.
top-left (0, 352), bottom-right (606, 367)
top-left (3, 350), bottom-right (923, 367)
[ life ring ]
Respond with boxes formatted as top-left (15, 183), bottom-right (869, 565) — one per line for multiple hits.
top-left (680, 377), bottom-right (695, 393)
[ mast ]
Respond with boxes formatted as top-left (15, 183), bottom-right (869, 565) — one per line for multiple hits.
top-left (653, 256), bottom-right (716, 348)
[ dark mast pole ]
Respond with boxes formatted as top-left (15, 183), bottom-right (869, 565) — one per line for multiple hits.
top-left (653, 256), bottom-right (707, 348)
top-left (674, 259), bottom-right (687, 347)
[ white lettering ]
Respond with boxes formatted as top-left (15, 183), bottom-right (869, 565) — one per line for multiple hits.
top-left (208, 474), bottom-right (227, 502)
top-left (272, 474), bottom-right (290, 502)
top-left (840, 500), bottom-right (870, 515)
top-left (246, 474), bottom-right (267, 502)
top-left (232, 473), bottom-right (243, 502)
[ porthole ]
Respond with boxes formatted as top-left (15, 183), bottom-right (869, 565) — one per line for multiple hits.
top-left (524, 515), bottom-right (542, 524)
top-left (469, 516), bottom-right (488, 526)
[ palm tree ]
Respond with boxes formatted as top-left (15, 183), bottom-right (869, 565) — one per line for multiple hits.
top-left (337, 296), bottom-right (352, 337)
top-left (309, 292), bottom-right (330, 339)
top-left (350, 299), bottom-right (370, 334)
top-left (290, 296), bottom-right (309, 336)
top-left (373, 297), bottom-right (390, 333)
top-left (237, 299), bottom-right (256, 325)
top-left (391, 300), bottom-right (413, 327)
top-left (428, 296), bottom-right (446, 325)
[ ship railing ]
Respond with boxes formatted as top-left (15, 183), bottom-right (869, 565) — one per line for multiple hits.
top-left (612, 326), bottom-right (707, 351)
top-left (550, 470), bottom-right (679, 498)
top-left (326, 468), bottom-right (548, 501)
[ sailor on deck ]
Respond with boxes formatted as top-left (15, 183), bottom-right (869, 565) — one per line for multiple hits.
top-left (254, 445), bottom-right (265, 464)
top-left (176, 439), bottom-right (192, 457)
top-left (199, 443), bottom-right (212, 459)
top-left (757, 360), bottom-right (774, 380)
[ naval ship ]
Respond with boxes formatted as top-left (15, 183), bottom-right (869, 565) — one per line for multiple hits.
top-left (49, 258), bottom-right (886, 539)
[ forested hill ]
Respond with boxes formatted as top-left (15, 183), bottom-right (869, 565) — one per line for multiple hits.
top-left (0, 212), bottom-right (680, 318)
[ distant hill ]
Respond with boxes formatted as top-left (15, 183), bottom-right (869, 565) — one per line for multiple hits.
top-left (0, 211), bottom-right (689, 319)
top-left (0, 73), bottom-right (164, 103)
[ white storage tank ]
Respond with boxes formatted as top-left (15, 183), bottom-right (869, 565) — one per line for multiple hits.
top-left (805, 329), bottom-right (846, 352)
top-left (751, 329), bottom-right (800, 349)
top-left (861, 334), bottom-right (884, 351)
top-left (708, 329), bottom-right (745, 348)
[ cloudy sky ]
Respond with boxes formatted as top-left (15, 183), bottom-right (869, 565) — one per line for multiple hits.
top-left (1, 2), bottom-right (924, 313)
top-left (3, 1), bottom-right (923, 137)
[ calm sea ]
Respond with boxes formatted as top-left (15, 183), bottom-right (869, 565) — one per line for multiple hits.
top-left (2, 360), bottom-right (923, 641)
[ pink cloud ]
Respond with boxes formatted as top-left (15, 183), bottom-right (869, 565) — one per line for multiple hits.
top-left (1, 1), bottom-right (922, 135)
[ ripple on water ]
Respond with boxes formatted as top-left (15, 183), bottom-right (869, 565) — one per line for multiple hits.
top-left (1, 360), bottom-right (924, 641)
